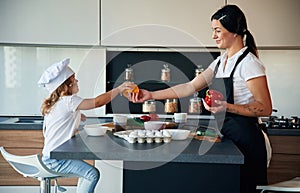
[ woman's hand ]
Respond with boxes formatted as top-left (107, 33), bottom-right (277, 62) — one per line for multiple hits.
top-left (202, 99), bottom-right (227, 114)
top-left (129, 89), bottom-right (152, 103)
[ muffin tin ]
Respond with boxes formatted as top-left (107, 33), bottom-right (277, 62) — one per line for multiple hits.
top-left (114, 129), bottom-right (172, 144)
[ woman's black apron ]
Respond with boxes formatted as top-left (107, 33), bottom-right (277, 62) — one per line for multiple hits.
top-left (211, 48), bottom-right (267, 193)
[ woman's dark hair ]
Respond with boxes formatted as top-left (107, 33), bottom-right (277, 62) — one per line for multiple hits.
top-left (211, 4), bottom-right (258, 58)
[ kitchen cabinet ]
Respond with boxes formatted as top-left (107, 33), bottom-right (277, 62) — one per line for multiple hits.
top-left (0, 0), bottom-right (99, 45)
top-left (228, 0), bottom-right (300, 47)
top-left (268, 135), bottom-right (300, 184)
top-left (101, 0), bottom-right (224, 47)
top-left (0, 129), bottom-right (93, 186)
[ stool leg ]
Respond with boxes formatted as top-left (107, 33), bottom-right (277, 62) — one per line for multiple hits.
top-left (40, 178), bottom-right (51, 193)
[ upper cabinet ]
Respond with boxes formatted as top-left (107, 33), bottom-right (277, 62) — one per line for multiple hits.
top-left (101, 0), bottom-right (224, 47)
top-left (229, 0), bottom-right (300, 47)
top-left (0, 0), bottom-right (99, 46)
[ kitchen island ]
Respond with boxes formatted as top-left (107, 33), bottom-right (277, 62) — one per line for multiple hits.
top-left (1, 116), bottom-right (300, 191)
top-left (51, 127), bottom-right (244, 193)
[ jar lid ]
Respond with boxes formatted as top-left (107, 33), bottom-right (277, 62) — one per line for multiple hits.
top-left (125, 68), bottom-right (133, 72)
top-left (144, 99), bottom-right (155, 104)
top-left (195, 65), bottom-right (204, 72)
top-left (165, 98), bottom-right (177, 102)
top-left (195, 68), bottom-right (203, 73)
top-left (190, 97), bottom-right (201, 102)
top-left (161, 68), bottom-right (170, 72)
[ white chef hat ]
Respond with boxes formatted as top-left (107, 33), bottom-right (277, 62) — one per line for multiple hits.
top-left (38, 58), bottom-right (74, 94)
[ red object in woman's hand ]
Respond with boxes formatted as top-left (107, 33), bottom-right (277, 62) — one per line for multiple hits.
top-left (204, 89), bottom-right (224, 107)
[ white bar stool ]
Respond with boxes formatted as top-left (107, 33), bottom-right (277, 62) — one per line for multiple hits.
top-left (257, 177), bottom-right (300, 192)
top-left (0, 146), bottom-right (74, 193)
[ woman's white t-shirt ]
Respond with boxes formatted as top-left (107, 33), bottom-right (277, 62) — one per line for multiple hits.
top-left (42, 95), bottom-right (83, 157)
top-left (208, 47), bottom-right (266, 104)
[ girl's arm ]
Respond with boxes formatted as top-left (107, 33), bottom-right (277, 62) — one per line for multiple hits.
top-left (77, 82), bottom-right (135, 110)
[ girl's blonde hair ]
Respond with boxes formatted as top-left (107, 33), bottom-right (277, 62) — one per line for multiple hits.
top-left (41, 75), bottom-right (74, 116)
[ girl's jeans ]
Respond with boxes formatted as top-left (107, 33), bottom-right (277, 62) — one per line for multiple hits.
top-left (42, 156), bottom-right (100, 193)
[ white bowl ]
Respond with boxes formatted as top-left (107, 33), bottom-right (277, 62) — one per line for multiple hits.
top-left (165, 129), bottom-right (190, 140)
top-left (83, 124), bottom-right (108, 136)
top-left (144, 121), bottom-right (165, 130)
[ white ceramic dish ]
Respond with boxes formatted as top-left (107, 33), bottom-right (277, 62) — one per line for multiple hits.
top-left (83, 124), bottom-right (108, 136)
top-left (165, 129), bottom-right (190, 140)
top-left (144, 121), bottom-right (165, 130)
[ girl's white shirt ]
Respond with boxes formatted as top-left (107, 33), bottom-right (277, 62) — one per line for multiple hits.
top-left (42, 95), bottom-right (83, 157)
top-left (208, 47), bottom-right (266, 104)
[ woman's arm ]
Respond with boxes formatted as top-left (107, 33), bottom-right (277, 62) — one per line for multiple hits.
top-left (228, 76), bottom-right (272, 116)
top-left (77, 82), bottom-right (135, 110)
top-left (131, 68), bottom-right (214, 102)
top-left (206, 76), bottom-right (272, 117)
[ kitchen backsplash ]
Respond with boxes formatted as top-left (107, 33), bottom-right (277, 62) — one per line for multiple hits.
top-left (0, 45), bottom-right (299, 117)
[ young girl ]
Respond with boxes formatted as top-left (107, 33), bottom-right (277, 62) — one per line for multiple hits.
top-left (38, 58), bottom-right (134, 193)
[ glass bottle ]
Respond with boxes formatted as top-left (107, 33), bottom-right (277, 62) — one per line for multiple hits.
top-left (125, 64), bottom-right (134, 81)
top-left (164, 98), bottom-right (178, 113)
top-left (195, 65), bottom-right (204, 77)
top-left (142, 100), bottom-right (156, 113)
top-left (161, 64), bottom-right (170, 82)
top-left (189, 93), bottom-right (202, 114)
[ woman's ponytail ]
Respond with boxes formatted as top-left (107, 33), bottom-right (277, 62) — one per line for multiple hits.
top-left (245, 30), bottom-right (258, 58)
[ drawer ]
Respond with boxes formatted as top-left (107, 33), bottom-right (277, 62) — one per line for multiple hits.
top-left (269, 136), bottom-right (300, 154)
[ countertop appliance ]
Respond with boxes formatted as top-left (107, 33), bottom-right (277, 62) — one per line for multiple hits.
top-left (263, 116), bottom-right (299, 129)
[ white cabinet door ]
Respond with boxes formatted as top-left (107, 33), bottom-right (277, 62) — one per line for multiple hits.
top-left (228, 0), bottom-right (300, 47)
top-left (0, 0), bottom-right (99, 45)
top-left (101, 0), bottom-right (224, 47)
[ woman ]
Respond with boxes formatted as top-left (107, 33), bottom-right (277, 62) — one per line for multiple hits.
top-left (130, 5), bottom-right (272, 193)
top-left (38, 58), bottom-right (134, 193)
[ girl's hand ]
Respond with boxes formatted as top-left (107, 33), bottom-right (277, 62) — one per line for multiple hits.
top-left (81, 113), bottom-right (87, 122)
top-left (202, 99), bottom-right (227, 114)
top-left (117, 81), bottom-right (136, 95)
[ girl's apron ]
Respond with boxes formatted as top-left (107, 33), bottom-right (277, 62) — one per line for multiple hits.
top-left (211, 48), bottom-right (267, 193)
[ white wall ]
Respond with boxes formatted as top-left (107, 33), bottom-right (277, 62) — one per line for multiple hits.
top-left (0, 46), bottom-right (106, 117)
top-left (259, 50), bottom-right (300, 117)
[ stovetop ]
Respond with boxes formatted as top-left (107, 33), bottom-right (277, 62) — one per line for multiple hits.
top-left (263, 116), bottom-right (299, 129)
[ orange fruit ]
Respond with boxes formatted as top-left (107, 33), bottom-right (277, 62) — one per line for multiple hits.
top-left (132, 85), bottom-right (139, 93)
top-left (122, 85), bottom-right (139, 96)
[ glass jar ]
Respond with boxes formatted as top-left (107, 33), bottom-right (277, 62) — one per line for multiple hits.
top-left (142, 100), bottom-right (156, 113)
top-left (164, 99), bottom-right (178, 113)
top-left (189, 96), bottom-right (202, 114)
top-left (195, 65), bottom-right (204, 77)
top-left (125, 64), bottom-right (134, 81)
top-left (161, 64), bottom-right (170, 82)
